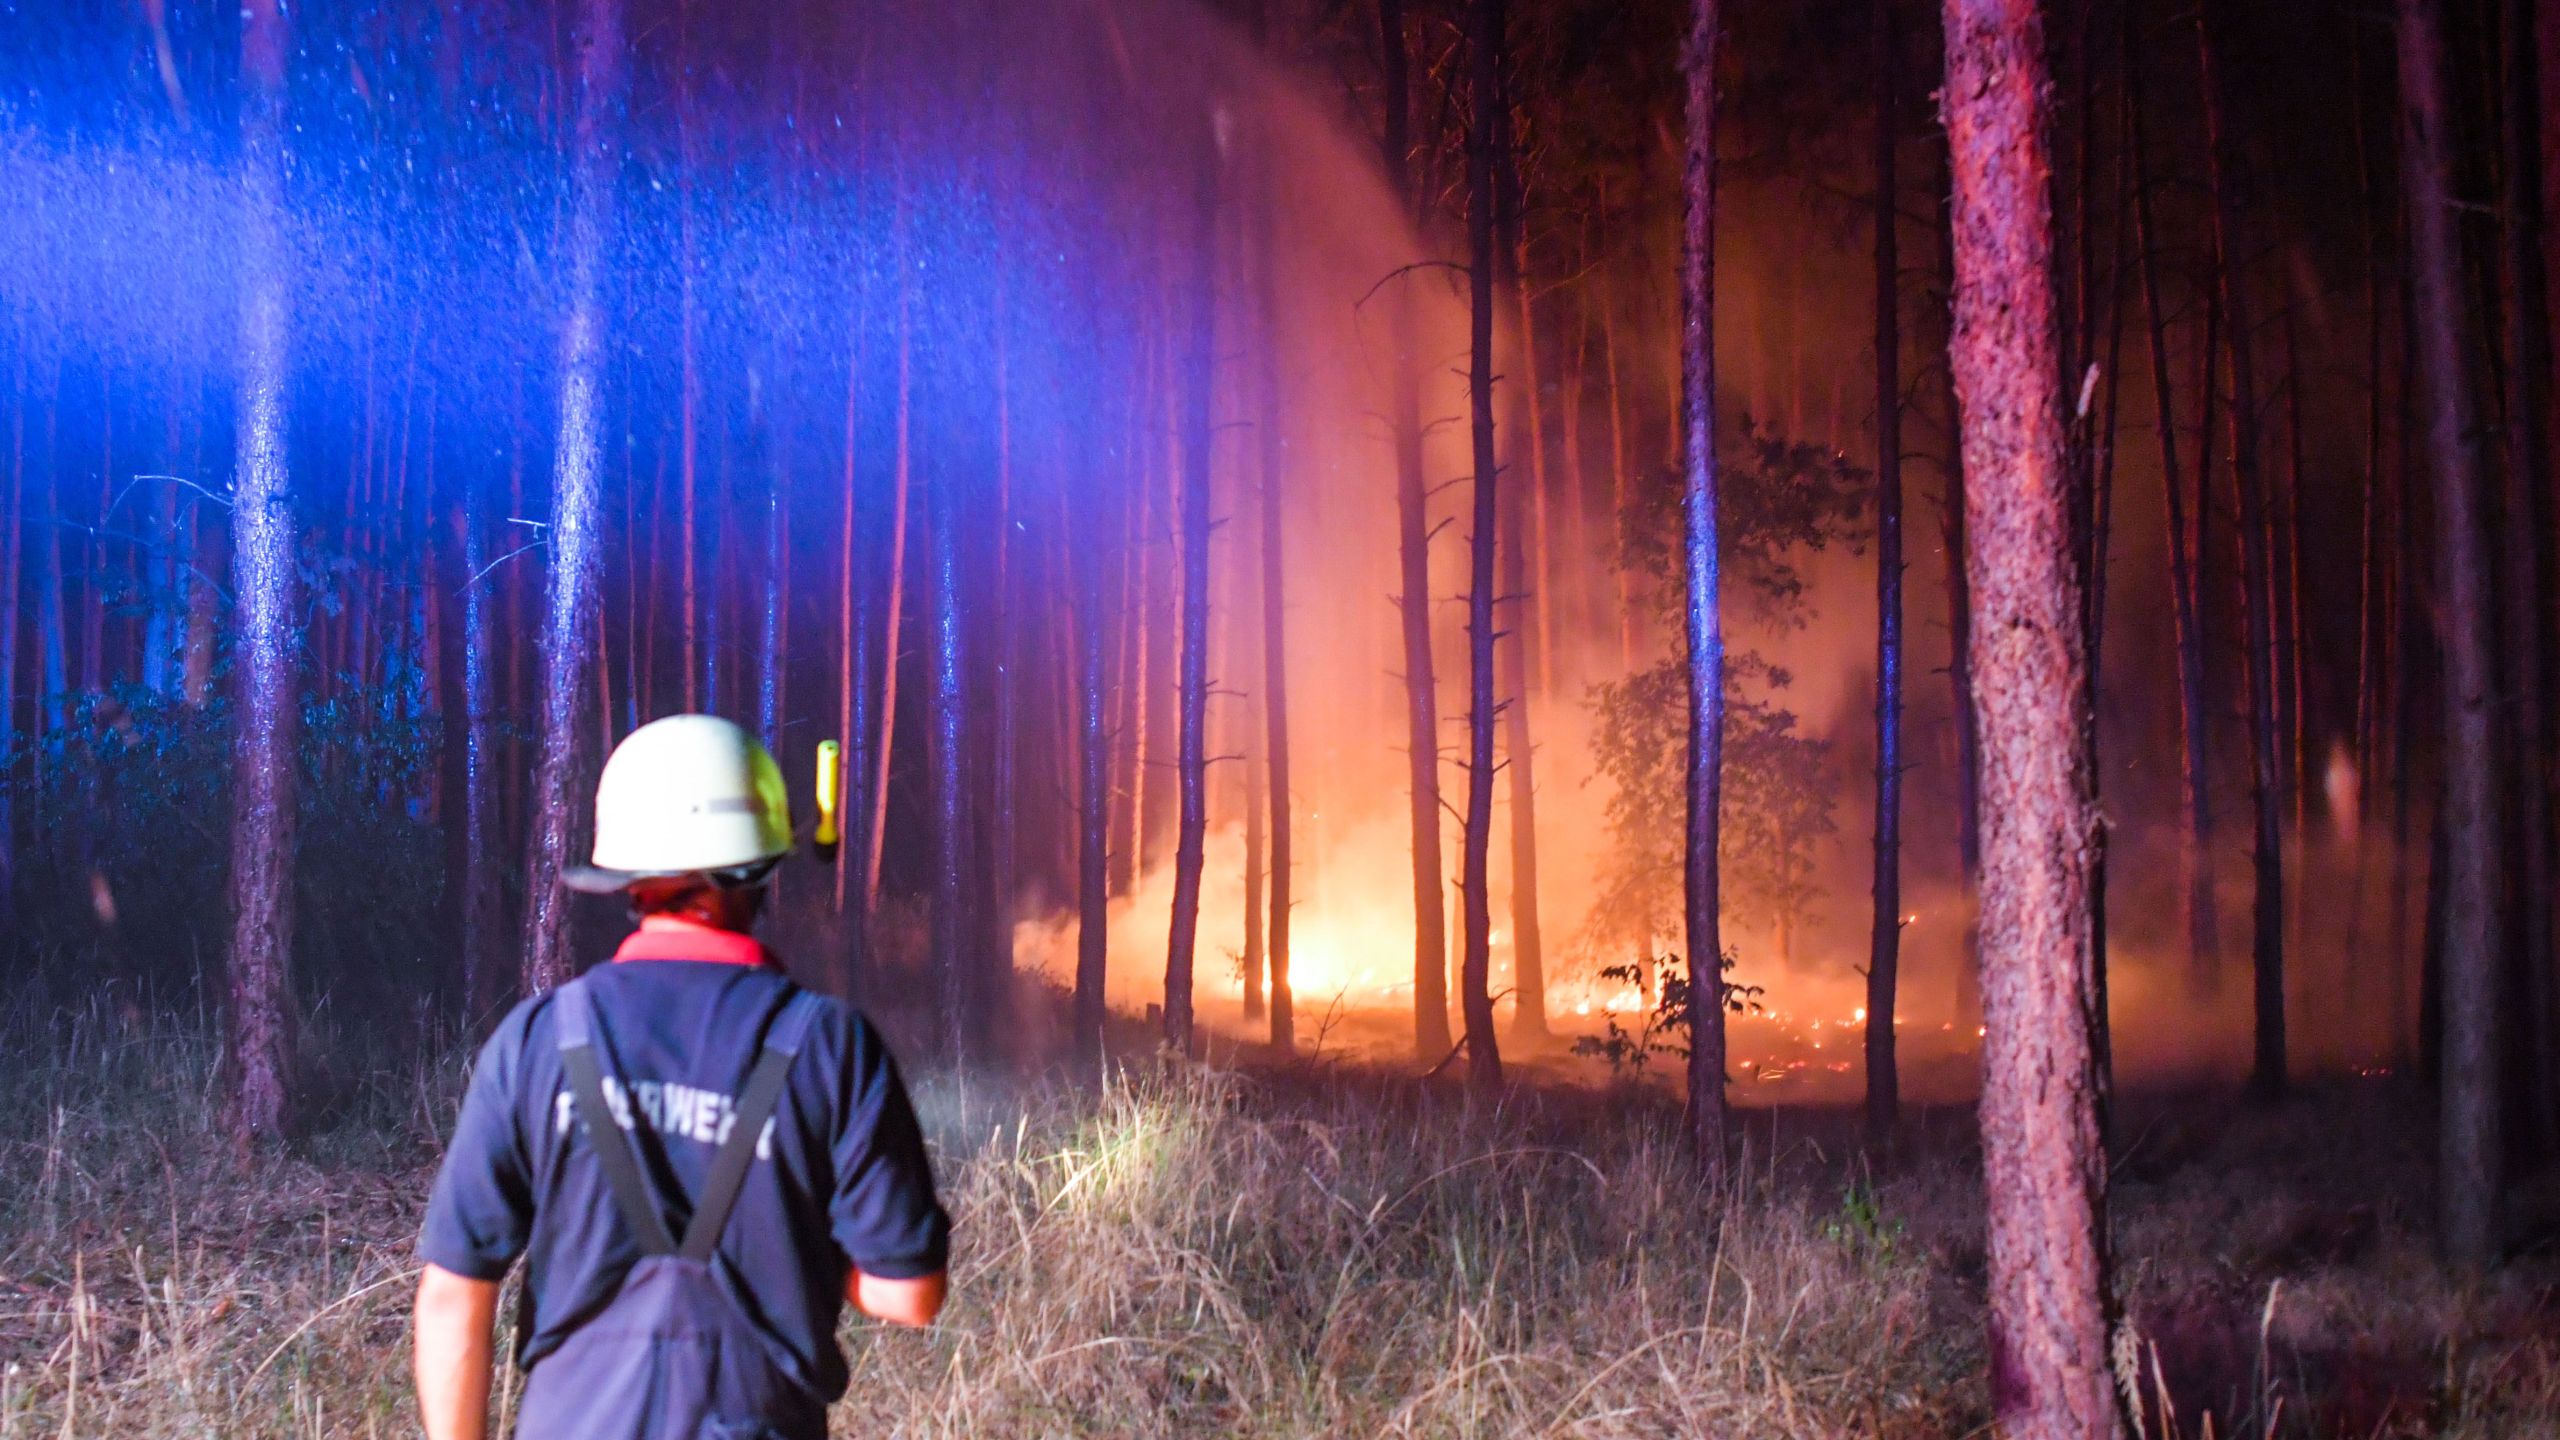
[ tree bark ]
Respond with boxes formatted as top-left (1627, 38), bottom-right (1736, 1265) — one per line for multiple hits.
top-left (1381, 0), bottom-right (1453, 1060)
top-left (1941, 0), bottom-right (2122, 1430)
top-left (1680, 0), bottom-right (1727, 1167)
top-left (521, 0), bottom-right (620, 996)
top-left (1458, 0), bottom-right (1508, 1096)
top-left (928, 460), bottom-right (970, 1063)
top-left (227, 0), bottom-right (298, 1143)
top-left (1074, 427), bottom-right (1113, 1072)
top-left (1255, 159), bottom-right (1297, 1055)
top-left (2399, 0), bottom-right (2507, 1271)
top-left (1865, 0), bottom-right (1903, 1144)
top-left (456, 478), bottom-right (504, 1020)
top-left (2196, 0), bottom-right (2288, 1097)
top-left (1162, 116), bottom-right (1220, 1057)
top-left (864, 283), bottom-right (912, 916)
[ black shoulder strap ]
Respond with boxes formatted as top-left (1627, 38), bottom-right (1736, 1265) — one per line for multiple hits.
top-left (555, 981), bottom-right (680, 1257)
top-left (679, 989), bottom-right (825, 1263)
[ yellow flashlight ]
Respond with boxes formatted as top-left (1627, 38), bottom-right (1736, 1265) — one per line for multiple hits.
top-left (814, 739), bottom-right (844, 858)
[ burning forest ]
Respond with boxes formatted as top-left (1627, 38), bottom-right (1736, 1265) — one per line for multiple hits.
top-left (0, 0), bottom-right (2555, 1435)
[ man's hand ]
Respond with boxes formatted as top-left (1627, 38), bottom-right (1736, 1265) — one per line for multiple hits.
top-left (415, 1263), bottom-right (501, 1440)
top-left (847, 1267), bottom-right (947, 1327)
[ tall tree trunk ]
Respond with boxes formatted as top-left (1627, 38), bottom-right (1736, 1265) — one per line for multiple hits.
top-left (522, 0), bottom-right (620, 995)
top-left (986, 293), bottom-right (1019, 1024)
top-left (928, 465), bottom-right (970, 1062)
top-left (1254, 160), bottom-right (1296, 1054)
top-left (2497, 0), bottom-right (2558, 1150)
top-left (2400, 0), bottom-right (2507, 1271)
top-left (863, 289), bottom-right (912, 916)
top-left (834, 304), bottom-right (864, 923)
top-left (1162, 119), bottom-right (1220, 1057)
top-left (1073, 428), bottom-right (1113, 1071)
top-left (1943, 1), bottom-right (2122, 1430)
top-left (456, 484), bottom-right (503, 1021)
top-left (677, 3), bottom-right (701, 713)
top-left (1599, 206), bottom-right (1640, 675)
top-left (2130, 40), bottom-right (2221, 997)
top-left (1381, 0), bottom-right (1453, 1060)
top-left (759, 405), bottom-right (787, 747)
top-left (1680, 0), bottom-right (1727, 1166)
top-left (1494, 62), bottom-right (1548, 1046)
top-left (1865, 0), bottom-right (1903, 1143)
top-left (2197, 0), bottom-right (2287, 1097)
top-left (227, 0), bottom-right (298, 1143)
top-left (1458, 0), bottom-right (1508, 1095)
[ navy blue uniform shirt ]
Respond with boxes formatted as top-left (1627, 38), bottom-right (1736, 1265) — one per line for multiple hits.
top-left (419, 928), bottom-right (949, 1401)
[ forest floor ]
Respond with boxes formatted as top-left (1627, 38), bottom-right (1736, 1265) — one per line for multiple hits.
top-left (0, 985), bottom-right (2555, 1438)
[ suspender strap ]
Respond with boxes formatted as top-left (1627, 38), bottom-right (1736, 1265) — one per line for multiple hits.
top-left (680, 990), bottom-right (824, 1262)
top-left (555, 982), bottom-right (680, 1257)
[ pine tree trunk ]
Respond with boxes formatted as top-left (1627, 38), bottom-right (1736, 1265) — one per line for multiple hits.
top-left (864, 288), bottom-right (912, 916)
top-left (928, 458), bottom-right (971, 1062)
top-left (1942, 0), bottom-right (2121, 1428)
top-left (522, 0), bottom-right (620, 996)
top-left (1680, 0), bottom-right (1727, 1167)
top-left (1254, 165), bottom-right (1296, 1054)
top-left (1493, 64), bottom-right (1547, 1046)
top-left (2400, 0), bottom-right (2507, 1271)
top-left (456, 479), bottom-right (504, 1020)
top-left (2197, 0), bottom-right (2288, 1098)
top-left (2130, 41), bottom-right (2221, 997)
top-left (1162, 120), bottom-right (1220, 1057)
top-left (1381, 0), bottom-right (1453, 1060)
top-left (1457, 0), bottom-right (1508, 1096)
top-left (1074, 434), bottom-right (1113, 1071)
top-left (227, 0), bottom-right (299, 1142)
top-left (1864, 0), bottom-right (1902, 1144)
top-left (835, 305), bottom-right (864, 926)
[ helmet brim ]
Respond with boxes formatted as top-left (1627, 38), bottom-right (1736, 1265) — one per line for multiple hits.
top-left (561, 856), bottom-right (784, 896)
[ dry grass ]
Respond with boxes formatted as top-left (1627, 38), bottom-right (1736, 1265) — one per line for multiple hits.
top-left (0, 993), bottom-right (2552, 1438)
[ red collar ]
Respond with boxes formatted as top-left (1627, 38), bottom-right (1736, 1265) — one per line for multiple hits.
top-left (611, 916), bottom-right (776, 968)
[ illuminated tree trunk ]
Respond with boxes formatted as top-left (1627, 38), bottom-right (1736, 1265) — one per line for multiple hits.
top-left (1381, 0), bottom-right (1452, 1060)
top-left (1496, 87), bottom-right (1547, 1045)
top-left (928, 472), bottom-right (969, 1062)
top-left (523, 0), bottom-right (620, 995)
top-left (1864, 0), bottom-right (1902, 1142)
top-left (758, 412), bottom-right (787, 748)
top-left (2496, 0), bottom-right (2557, 1150)
top-left (1599, 213), bottom-right (1639, 675)
top-left (1162, 119), bottom-right (1219, 1056)
top-left (678, 1), bottom-right (701, 713)
top-left (2129, 31), bottom-right (2220, 997)
top-left (2197, 0), bottom-right (2287, 1097)
top-left (1942, 0), bottom-right (2121, 1430)
top-left (989, 301), bottom-right (1019, 1020)
top-left (1679, 0), bottom-right (1726, 1165)
top-left (1074, 424), bottom-right (1113, 1070)
top-left (834, 304), bottom-right (865, 931)
top-left (2399, 0), bottom-right (2506, 1271)
top-left (227, 0), bottom-right (298, 1142)
top-left (1254, 162), bottom-right (1296, 1054)
top-left (455, 482), bottom-right (504, 1019)
top-left (1457, 0), bottom-right (1507, 1096)
top-left (863, 289), bottom-right (912, 916)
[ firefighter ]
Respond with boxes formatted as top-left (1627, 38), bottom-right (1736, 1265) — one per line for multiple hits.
top-left (413, 714), bottom-right (949, 1440)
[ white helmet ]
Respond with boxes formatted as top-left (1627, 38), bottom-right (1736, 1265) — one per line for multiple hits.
top-left (563, 715), bottom-right (792, 894)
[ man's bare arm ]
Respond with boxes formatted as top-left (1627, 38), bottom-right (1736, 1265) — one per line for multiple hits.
top-left (847, 1267), bottom-right (947, 1327)
top-left (415, 1263), bottom-right (502, 1440)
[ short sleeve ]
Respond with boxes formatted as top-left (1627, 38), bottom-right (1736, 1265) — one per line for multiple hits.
top-left (419, 1010), bottom-right (538, 1281)
top-left (828, 1014), bottom-right (951, 1280)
